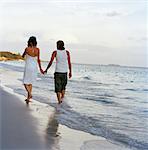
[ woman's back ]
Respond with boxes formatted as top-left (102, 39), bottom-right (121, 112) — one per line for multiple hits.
top-left (25, 47), bottom-right (39, 57)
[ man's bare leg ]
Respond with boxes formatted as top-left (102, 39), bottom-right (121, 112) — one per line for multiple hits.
top-left (61, 90), bottom-right (65, 99)
top-left (56, 92), bottom-right (62, 104)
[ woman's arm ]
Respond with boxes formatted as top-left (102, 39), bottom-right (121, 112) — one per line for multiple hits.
top-left (37, 48), bottom-right (44, 74)
top-left (66, 50), bottom-right (72, 78)
top-left (44, 51), bottom-right (56, 73)
top-left (22, 48), bottom-right (27, 58)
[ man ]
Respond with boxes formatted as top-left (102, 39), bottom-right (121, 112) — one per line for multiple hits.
top-left (44, 40), bottom-right (72, 104)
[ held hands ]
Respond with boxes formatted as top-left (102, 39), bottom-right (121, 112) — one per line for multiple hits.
top-left (40, 68), bottom-right (48, 75)
top-left (40, 68), bottom-right (44, 74)
top-left (43, 69), bottom-right (47, 74)
top-left (40, 68), bottom-right (71, 77)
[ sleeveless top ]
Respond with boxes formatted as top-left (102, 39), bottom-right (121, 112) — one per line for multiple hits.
top-left (55, 49), bottom-right (68, 73)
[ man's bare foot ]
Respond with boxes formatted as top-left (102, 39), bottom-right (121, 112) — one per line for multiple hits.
top-left (58, 100), bottom-right (63, 104)
top-left (61, 98), bottom-right (64, 103)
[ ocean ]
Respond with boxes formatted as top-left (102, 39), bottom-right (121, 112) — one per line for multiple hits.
top-left (0, 61), bottom-right (148, 150)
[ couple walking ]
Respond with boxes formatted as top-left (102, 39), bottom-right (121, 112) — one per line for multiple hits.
top-left (22, 36), bottom-right (72, 104)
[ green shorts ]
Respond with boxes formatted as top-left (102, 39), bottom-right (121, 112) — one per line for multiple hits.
top-left (54, 72), bottom-right (67, 93)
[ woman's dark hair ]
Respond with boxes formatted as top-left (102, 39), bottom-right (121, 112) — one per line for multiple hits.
top-left (27, 36), bottom-right (37, 47)
top-left (57, 40), bottom-right (65, 50)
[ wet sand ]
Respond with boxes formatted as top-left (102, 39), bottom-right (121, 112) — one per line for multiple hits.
top-left (0, 87), bottom-right (48, 150)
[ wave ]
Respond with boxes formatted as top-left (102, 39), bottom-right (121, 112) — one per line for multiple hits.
top-left (82, 76), bottom-right (92, 80)
top-left (73, 75), bottom-right (93, 81)
top-left (142, 89), bottom-right (148, 92)
top-left (0, 63), bottom-right (24, 72)
top-left (125, 88), bottom-right (138, 91)
top-left (125, 88), bottom-right (148, 92)
top-left (74, 95), bottom-right (117, 105)
top-left (69, 75), bottom-right (93, 82)
top-left (121, 96), bottom-right (135, 100)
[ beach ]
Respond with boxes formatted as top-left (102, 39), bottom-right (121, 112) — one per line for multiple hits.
top-left (0, 86), bottom-right (131, 150)
top-left (0, 62), bottom-right (135, 150)
top-left (0, 61), bottom-right (147, 150)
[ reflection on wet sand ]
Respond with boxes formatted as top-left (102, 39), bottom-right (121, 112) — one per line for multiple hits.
top-left (46, 113), bottom-right (61, 150)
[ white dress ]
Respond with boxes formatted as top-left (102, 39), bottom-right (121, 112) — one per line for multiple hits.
top-left (23, 54), bottom-right (38, 85)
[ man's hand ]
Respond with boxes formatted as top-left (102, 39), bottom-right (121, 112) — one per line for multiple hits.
top-left (69, 72), bottom-right (72, 78)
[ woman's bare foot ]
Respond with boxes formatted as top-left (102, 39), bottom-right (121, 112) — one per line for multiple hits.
top-left (25, 98), bottom-right (32, 102)
top-left (25, 99), bottom-right (29, 105)
top-left (28, 94), bottom-right (32, 99)
top-left (25, 94), bottom-right (32, 104)
top-left (27, 94), bottom-right (32, 102)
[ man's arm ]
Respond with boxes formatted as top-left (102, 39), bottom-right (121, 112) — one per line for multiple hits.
top-left (45, 51), bottom-right (57, 73)
top-left (66, 50), bottom-right (72, 78)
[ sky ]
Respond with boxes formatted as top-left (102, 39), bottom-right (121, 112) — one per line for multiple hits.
top-left (0, 0), bottom-right (147, 67)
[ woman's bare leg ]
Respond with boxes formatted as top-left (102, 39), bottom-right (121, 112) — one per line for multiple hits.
top-left (28, 84), bottom-right (32, 99)
top-left (24, 84), bottom-right (30, 100)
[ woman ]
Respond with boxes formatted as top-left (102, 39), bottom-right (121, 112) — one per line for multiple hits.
top-left (44, 40), bottom-right (72, 104)
top-left (22, 36), bottom-right (44, 103)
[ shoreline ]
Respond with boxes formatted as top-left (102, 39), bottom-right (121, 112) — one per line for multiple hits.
top-left (0, 85), bottom-right (131, 150)
top-left (0, 58), bottom-right (147, 69)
